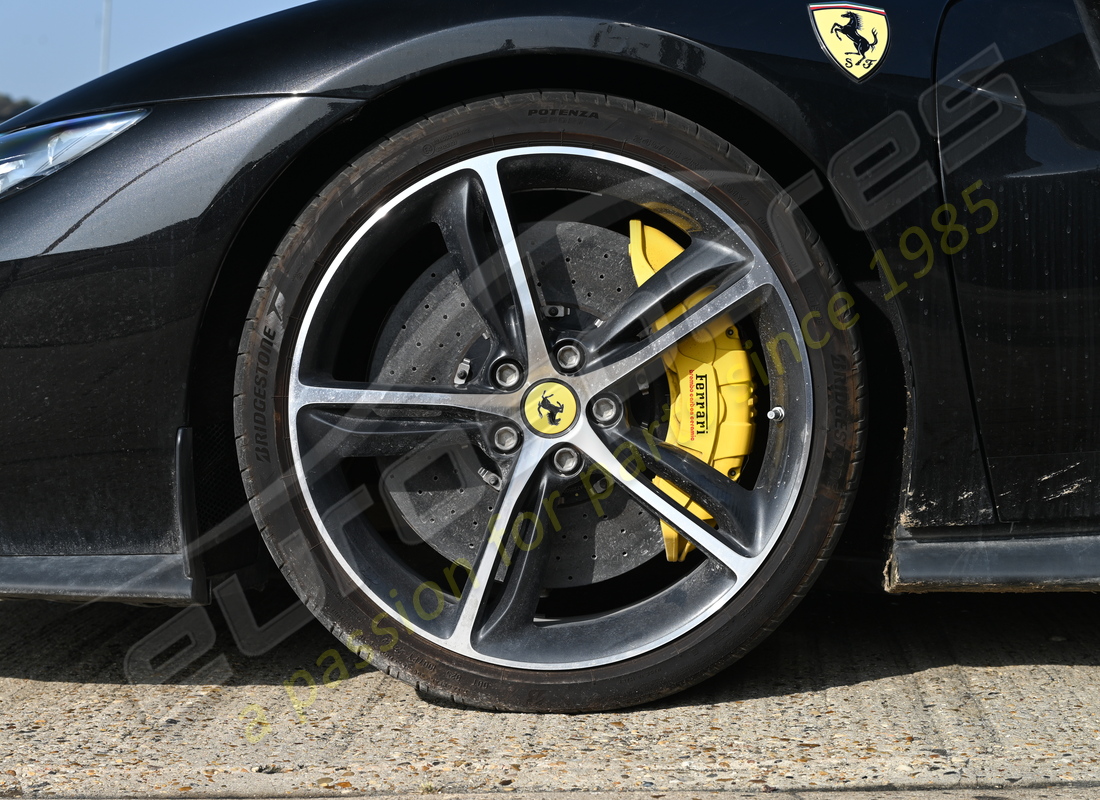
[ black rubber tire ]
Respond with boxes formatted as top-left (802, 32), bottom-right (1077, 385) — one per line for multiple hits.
top-left (235, 92), bottom-right (865, 713)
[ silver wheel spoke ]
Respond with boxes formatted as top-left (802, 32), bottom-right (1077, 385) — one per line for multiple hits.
top-left (473, 157), bottom-right (555, 374)
top-left (609, 425), bottom-right (767, 554)
top-left (290, 376), bottom-right (512, 418)
top-left (433, 174), bottom-right (525, 360)
top-left (571, 427), bottom-right (759, 578)
top-left (577, 235), bottom-right (751, 358)
top-left (575, 260), bottom-right (775, 396)
top-left (475, 470), bottom-right (555, 643)
top-left (296, 409), bottom-right (482, 460)
top-left (448, 441), bottom-right (550, 651)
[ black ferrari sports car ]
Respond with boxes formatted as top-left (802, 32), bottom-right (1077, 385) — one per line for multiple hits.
top-left (0, 0), bottom-right (1097, 712)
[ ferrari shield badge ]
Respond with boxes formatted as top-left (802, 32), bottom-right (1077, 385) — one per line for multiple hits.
top-left (809, 3), bottom-right (890, 82)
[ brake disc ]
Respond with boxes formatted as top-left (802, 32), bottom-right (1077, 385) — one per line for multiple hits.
top-left (371, 220), bottom-right (663, 588)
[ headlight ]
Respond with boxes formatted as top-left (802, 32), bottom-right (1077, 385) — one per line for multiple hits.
top-left (0, 109), bottom-right (148, 199)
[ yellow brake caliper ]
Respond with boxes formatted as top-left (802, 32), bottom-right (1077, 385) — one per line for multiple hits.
top-left (628, 220), bottom-right (757, 562)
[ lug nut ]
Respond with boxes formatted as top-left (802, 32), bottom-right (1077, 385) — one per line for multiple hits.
top-left (767, 406), bottom-right (786, 422)
top-left (493, 425), bottom-right (520, 453)
top-left (493, 361), bottom-right (522, 390)
top-left (552, 446), bottom-right (581, 475)
top-left (592, 396), bottom-right (620, 425)
top-left (556, 343), bottom-right (582, 371)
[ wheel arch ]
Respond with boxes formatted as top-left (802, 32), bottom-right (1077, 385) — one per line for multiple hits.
top-left (185, 49), bottom-right (906, 579)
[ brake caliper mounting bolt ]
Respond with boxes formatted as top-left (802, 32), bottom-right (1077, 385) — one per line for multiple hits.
top-left (767, 406), bottom-right (786, 422)
top-left (556, 344), bottom-right (582, 371)
top-left (493, 425), bottom-right (520, 453)
top-left (552, 446), bottom-right (581, 475)
top-left (493, 361), bottom-right (522, 390)
top-left (592, 396), bottom-right (620, 425)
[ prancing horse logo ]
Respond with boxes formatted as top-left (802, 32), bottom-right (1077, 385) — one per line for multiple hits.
top-left (538, 391), bottom-right (565, 426)
top-left (523, 380), bottom-right (577, 435)
top-left (831, 11), bottom-right (878, 67)
top-left (809, 4), bottom-right (890, 82)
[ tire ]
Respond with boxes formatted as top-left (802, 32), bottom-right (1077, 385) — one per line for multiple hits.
top-left (235, 92), bottom-right (864, 712)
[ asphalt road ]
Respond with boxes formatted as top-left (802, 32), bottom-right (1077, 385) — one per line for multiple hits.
top-left (3, 580), bottom-right (1100, 798)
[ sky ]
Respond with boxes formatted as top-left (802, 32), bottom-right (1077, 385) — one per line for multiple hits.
top-left (0, 0), bottom-right (315, 105)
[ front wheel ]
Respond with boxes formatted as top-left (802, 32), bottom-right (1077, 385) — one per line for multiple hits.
top-left (235, 92), bottom-right (864, 712)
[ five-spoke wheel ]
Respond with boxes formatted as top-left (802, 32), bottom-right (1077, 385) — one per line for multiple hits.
top-left (236, 93), bottom-right (863, 711)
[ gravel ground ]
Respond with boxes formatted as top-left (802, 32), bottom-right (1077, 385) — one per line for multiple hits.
top-left (2, 585), bottom-right (1100, 797)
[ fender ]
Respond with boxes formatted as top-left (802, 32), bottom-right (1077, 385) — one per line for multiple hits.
top-left (0, 0), bottom-right (993, 548)
top-left (2, 0), bottom-right (941, 168)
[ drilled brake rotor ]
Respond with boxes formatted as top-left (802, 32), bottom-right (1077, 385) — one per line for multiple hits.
top-left (371, 221), bottom-right (664, 588)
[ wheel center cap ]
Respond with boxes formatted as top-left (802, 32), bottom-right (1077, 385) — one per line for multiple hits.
top-left (522, 380), bottom-right (579, 437)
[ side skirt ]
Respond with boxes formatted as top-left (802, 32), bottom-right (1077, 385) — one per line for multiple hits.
top-left (888, 522), bottom-right (1100, 592)
top-left (0, 553), bottom-right (200, 605)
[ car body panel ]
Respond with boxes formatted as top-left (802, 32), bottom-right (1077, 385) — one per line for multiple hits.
top-left (1, 1), bottom-right (942, 131)
top-left (0, 0), bottom-right (1094, 600)
top-left (938, 0), bottom-right (1100, 521)
top-left (0, 96), bottom-right (358, 556)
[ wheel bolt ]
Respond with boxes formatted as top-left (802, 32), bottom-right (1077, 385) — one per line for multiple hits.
top-left (767, 406), bottom-right (786, 422)
top-left (493, 425), bottom-right (520, 453)
top-left (556, 344), bottom-right (582, 371)
top-left (493, 361), bottom-right (522, 390)
top-left (592, 396), bottom-right (620, 425)
top-left (552, 446), bottom-right (581, 475)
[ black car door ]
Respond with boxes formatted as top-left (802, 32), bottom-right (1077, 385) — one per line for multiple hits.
top-left (936, 0), bottom-right (1100, 521)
